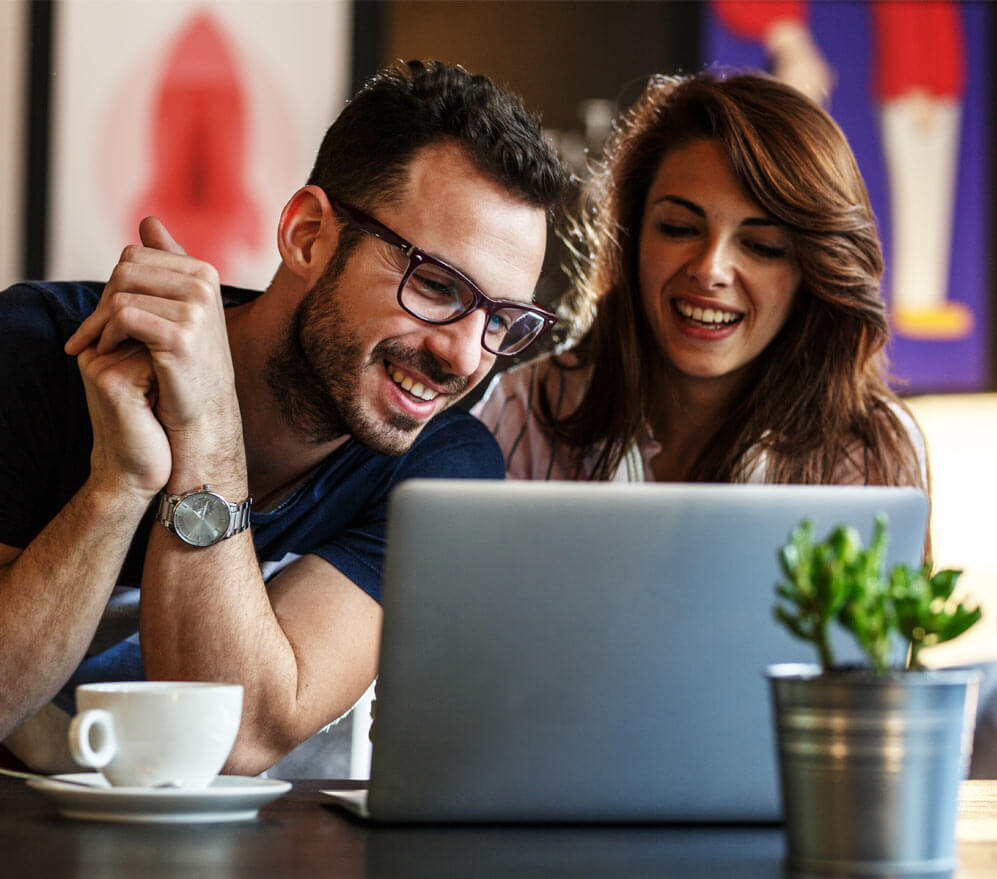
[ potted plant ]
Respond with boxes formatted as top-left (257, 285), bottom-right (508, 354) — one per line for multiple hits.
top-left (768, 514), bottom-right (983, 876)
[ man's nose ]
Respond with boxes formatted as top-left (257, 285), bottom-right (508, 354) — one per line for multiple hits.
top-left (424, 309), bottom-right (487, 378)
top-left (685, 236), bottom-right (735, 290)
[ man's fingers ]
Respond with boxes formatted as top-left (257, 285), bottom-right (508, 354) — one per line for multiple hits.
top-left (65, 260), bottom-right (218, 357)
top-left (93, 295), bottom-right (194, 355)
top-left (76, 339), bottom-right (149, 375)
top-left (139, 216), bottom-right (187, 256)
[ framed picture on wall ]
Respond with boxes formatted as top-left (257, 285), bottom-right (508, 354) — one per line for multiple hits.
top-left (46, 0), bottom-right (351, 291)
top-left (706, 0), bottom-right (991, 393)
top-left (0, 0), bottom-right (27, 288)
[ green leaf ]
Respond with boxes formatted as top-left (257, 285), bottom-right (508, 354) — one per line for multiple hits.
top-left (928, 569), bottom-right (962, 599)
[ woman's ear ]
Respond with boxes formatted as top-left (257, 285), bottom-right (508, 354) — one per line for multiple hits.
top-left (277, 185), bottom-right (338, 281)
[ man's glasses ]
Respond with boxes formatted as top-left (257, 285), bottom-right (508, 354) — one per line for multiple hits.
top-left (330, 199), bottom-right (557, 356)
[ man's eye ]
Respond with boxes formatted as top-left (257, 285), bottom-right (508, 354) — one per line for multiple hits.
top-left (486, 312), bottom-right (512, 334)
top-left (412, 272), bottom-right (460, 299)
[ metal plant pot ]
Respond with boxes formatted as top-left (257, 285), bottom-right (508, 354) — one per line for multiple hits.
top-left (767, 663), bottom-right (981, 876)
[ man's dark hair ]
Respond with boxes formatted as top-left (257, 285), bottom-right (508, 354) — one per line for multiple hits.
top-left (306, 60), bottom-right (566, 214)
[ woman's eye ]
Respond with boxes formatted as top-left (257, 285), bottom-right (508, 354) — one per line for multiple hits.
top-left (655, 221), bottom-right (695, 237)
top-left (746, 240), bottom-right (789, 260)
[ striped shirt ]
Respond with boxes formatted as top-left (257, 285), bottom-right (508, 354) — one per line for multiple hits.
top-left (472, 356), bottom-right (668, 482)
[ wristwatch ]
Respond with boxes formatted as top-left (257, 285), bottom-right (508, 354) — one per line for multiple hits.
top-left (155, 485), bottom-right (253, 547)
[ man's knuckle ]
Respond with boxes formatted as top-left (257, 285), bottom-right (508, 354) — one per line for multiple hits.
top-left (108, 289), bottom-right (132, 311)
top-left (120, 244), bottom-right (142, 264)
top-left (177, 302), bottom-right (198, 326)
top-left (165, 324), bottom-right (192, 356)
top-left (194, 262), bottom-right (220, 288)
top-left (111, 260), bottom-right (140, 289)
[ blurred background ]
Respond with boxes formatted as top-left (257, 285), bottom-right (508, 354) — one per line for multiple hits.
top-left (0, 0), bottom-right (994, 712)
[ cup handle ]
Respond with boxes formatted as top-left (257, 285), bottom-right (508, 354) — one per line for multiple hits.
top-left (68, 709), bottom-right (118, 769)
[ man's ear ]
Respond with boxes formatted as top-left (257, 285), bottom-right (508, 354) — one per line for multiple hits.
top-left (277, 185), bottom-right (338, 281)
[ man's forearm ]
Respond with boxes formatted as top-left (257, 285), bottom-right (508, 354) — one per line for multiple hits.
top-left (0, 482), bottom-right (150, 738)
top-left (140, 451), bottom-right (380, 775)
top-left (138, 526), bottom-right (305, 772)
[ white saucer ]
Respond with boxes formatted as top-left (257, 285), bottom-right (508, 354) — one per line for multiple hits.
top-left (26, 773), bottom-right (292, 823)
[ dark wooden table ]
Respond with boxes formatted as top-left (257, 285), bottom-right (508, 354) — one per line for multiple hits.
top-left (4, 776), bottom-right (997, 878)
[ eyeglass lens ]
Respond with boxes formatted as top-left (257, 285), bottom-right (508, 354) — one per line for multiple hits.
top-left (402, 263), bottom-right (545, 355)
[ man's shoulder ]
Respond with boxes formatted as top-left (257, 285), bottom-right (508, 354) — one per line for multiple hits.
top-left (313, 408), bottom-right (503, 490)
top-left (0, 282), bottom-right (103, 368)
top-left (220, 284), bottom-right (262, 307)
top-left (394, 407), bottom-right (504, 478)
top-left (1, 281), bottom-right (102, 331)
top-left (412, 406), bottom-right (499, 449)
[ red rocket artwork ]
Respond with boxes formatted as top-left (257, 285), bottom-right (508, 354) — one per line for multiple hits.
top-left (131, 11), bottom-right (262, 277)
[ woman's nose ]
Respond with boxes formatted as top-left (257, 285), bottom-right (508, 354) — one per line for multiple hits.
top-left (685, 237), bottom-right (734, 289)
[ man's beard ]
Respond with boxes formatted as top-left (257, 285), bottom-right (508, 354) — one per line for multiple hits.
top-left (266, 263), bottom-right (468, 455)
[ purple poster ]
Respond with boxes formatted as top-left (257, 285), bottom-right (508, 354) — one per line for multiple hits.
top-left (706, 1), bottom-right (990, 392)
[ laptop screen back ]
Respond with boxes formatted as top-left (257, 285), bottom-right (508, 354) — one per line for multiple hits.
top-left (368, 480), bottom-right (929, 822)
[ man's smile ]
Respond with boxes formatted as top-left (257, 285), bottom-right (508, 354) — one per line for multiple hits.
top-left (386, 361), bottom-right (440, 402)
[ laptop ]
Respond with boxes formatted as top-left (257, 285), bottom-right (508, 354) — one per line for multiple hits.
top-left (325, 479), bottom-right (929, 823)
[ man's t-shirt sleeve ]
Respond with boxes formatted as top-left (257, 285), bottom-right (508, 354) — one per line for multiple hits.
top-left (0, 284), bottom-right (91, 549)
top-left (311, 413), bottom-right (504, 602)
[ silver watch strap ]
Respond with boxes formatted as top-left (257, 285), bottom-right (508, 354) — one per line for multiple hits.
top-left (226, 494), bottom-right (253, 537)
top-left (154, 490), bottom-right (177, 528)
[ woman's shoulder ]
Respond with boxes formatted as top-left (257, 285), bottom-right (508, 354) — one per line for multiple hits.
top-left (471, 349), bottom-right (591, 480)
top-left (738, 397), bottom-right (928, 488)
top-left (830, 398), bottom-right (928, 487)
top-left (887, 398), bottom-right (928, 485)
top-left (472, 350), bottom-right (590, 423)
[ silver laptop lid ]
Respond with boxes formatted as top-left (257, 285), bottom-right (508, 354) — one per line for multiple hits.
top-left (368, 480), bottom-right (929, 822)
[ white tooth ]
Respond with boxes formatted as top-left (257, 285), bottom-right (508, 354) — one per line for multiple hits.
top-left (411, 382), bottom-right (426, 398)
top-left (678, 301), bottom-right (691, 316)
top-left (401, 376), bottom-right (413, 391)
top-left (422, 388), bottom-right (437, 401)
top-left (692, 307), bottom-right (704, 321)
top-left (703, 308), bottom-right (716, 323)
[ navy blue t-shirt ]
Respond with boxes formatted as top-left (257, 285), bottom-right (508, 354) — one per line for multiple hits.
top-left (0, 281), bottom-right (503, 696)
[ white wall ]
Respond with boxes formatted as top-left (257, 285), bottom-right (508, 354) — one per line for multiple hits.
top-left (907, 394), bottom-right (997, 666)
top-left (0, 0), bottom-right (26, 288)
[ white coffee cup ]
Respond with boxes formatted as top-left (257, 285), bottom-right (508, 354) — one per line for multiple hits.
top-left (67, 682), bottom-right (243, 789)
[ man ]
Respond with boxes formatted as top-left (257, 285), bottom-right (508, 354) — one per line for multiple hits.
top-left (0, 60), bottom-right (566, 774)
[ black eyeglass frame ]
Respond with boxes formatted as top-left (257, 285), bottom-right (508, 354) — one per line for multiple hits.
top-left (329, 198), bottom-right (557, 355)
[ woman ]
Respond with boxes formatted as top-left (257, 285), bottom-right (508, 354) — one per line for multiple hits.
top-left (474, 70), bottom-right (926, 487)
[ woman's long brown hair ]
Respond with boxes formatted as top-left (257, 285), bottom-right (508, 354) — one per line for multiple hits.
top-left (542, 71), bottom-right (924, 488)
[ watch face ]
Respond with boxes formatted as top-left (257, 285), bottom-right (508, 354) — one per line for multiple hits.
top-left (173, 491), bottom-right (231, 547)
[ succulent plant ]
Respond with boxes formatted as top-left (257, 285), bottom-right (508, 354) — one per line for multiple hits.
top-left (774, 514), bottom-right (981, 672)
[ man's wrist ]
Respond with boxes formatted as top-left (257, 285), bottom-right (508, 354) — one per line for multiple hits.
top-left (164, 428), bottom-right (248, 501)
top-left (80, 477), bottom-right (159, 521)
